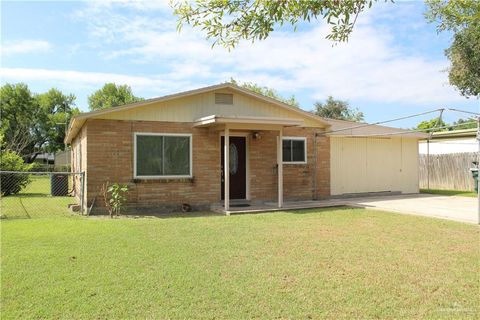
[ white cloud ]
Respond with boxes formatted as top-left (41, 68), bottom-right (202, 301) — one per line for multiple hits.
top-left (2, 40), bottom-right (52, 56)
top-left (4, 1), bottom-right (466, 108)
top-left (0, 67), bottom-right (194, 96)
top-left (70, 1), bottom-right (466, 105)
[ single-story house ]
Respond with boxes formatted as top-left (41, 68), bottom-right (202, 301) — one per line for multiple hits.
top-left (65, 83), bottom-right (426, 214)
top-left (419, 128), bottom-right (478, 155)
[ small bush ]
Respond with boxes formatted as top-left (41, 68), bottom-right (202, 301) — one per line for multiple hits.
top-left (0, 150), bottom-right (34, 196)
top-left (101, 182), bottom-right (129, 217)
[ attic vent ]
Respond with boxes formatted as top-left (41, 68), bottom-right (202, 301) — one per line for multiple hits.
top-left (215, 93), bottom-right (233, 105)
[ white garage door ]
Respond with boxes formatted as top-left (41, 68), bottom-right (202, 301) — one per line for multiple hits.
top-left (330, 137), bottom-right (419, 195)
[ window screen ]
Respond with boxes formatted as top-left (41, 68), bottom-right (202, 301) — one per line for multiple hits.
top-left (136, 134), bottom-right (191, 177)
top-left (282, 138), bottom-right (306, 163)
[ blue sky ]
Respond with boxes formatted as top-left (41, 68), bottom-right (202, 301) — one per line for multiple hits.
top-left (1, 0), bottom-right (478, 128)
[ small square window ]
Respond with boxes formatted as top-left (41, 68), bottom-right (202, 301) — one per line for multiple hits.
top-left (282, 137), bottom-right (306, 163)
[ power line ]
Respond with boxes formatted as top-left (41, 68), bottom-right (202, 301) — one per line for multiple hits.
top-left (333, 120), bottom-right (478, 138)
top-left (317, 108), bottom-right (444, 136)
top-left (429, 108), bottom-right (444, 139)
top-left (447, 108), bottom-right (480, 117)
top-left (317, 107), bottom-right (479, 138)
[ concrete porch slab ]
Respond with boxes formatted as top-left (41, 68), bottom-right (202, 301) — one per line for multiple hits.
top-left (211, 194), bottom-right (478, 224)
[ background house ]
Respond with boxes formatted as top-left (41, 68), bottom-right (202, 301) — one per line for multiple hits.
top-left (419, 129), bottom-right (478, 191)
top-left (419, 128), bottom-right (478, 154)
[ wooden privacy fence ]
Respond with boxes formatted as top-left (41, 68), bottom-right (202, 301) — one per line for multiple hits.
top-left (419, 152), bottom-right (478, 191)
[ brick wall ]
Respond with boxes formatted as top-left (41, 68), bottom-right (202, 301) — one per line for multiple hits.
top-left (71, 125), bottom-right (87, 208)
top-left (83, 119), bottom-right (330, 213)
top-left (282, 127), bottom-right (330, 200)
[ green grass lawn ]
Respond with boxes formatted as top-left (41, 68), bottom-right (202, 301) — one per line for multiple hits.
top-left (1, 207), bottom-right (479, 319)
top-left (1, 175), bottom-right (75, 219)
top-left (421, 188), bottom-right (477, 198)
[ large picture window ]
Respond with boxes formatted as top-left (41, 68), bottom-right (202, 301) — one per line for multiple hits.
top-left (134, 133), bottom-right (192, 178)
top-left (282, 137), bottom-right (307, 164)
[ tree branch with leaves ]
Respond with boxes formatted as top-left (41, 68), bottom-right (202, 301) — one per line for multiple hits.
top-left (425, 0), bottom-right (480, 98)
top-left (173, 0), bottom-right (383, 48)
top-left (312, 96), bottom-right (364, 122)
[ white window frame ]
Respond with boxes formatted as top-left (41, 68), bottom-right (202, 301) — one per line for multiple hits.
top-left (282, 136), bottom-right (307, 164)
top-left (133, 132), bottom-right (193, 179)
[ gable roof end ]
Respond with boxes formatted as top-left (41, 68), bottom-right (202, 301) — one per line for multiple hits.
top-left (64, 83), bottom-right (331, 143)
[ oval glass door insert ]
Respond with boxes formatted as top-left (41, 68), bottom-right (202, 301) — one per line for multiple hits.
top-left (229, 143), bottom-right (238, 175)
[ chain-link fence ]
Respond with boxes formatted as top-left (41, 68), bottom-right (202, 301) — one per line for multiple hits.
top-left (0, 171), bottom-right (84, 219)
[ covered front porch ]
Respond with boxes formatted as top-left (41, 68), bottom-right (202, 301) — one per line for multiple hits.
top-left (194, 115), bottom-right (305, 214)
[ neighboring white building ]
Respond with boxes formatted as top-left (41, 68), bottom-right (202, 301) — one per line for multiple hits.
top-left (419, 128), bottom-right (478, 155)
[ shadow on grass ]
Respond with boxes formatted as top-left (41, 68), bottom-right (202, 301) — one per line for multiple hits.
top-left (6, 193), bottom-right (73, 198)
top-left (420, 189), bottom-right (477, 198)
top-left (281, 205), bottom-right (360, 215)
top-left (89, 211), bottom-right (225, 220)
top-left (90, 205), bottom-right (360, 220)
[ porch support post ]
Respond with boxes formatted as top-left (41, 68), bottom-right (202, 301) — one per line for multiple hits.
top-left (224, 126), bottom-right (230, 215)
top-left (277, 127), bottom-right (283, 208)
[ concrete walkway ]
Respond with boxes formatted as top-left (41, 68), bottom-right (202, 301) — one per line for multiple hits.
top-left (217, 194), bottom-right (478, 224)
top-left (344, 194), bottom-right (478, 224)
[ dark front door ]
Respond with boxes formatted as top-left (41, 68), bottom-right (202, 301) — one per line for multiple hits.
top-left (221, 136), bottom-right (246, 200)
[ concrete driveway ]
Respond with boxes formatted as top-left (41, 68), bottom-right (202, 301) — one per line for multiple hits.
top-left (345, 194), bottom-right (478, 224)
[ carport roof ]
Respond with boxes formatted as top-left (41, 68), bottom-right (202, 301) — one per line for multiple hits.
top-left (324, 118), bottom-right (429, 138)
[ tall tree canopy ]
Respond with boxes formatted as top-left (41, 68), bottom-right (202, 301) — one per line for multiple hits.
top-left (416, 117), bottom-right (449, 133)
top-left (415, 116), bottom-right (477, 132)
top-left (229, 79), bottom-right (299, 107)
top-left (37, 88), bottom-right (78, 153)
top-left (0, 83), bottom-right (79, 162)
top-left (88, 83), bottom-right (143, 111)
top-left (451, 118), bottom-right (477, 130)
top-left (173, 0), bottom-right (380, 48)
top-left (312, 96), bottom-right (364, 122)
top-left (425, 0), bottom-right (480, 97)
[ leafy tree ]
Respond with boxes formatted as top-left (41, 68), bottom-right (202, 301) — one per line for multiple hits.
top-left (445, 26), bottom-right (480, 97)
top-left (452, 118), bottom-right (477, 130)
top-left (36, 88), bottom-right (79, 153)
top-left (416, 117), bottom-right (450, 133)
top-left (88, 83), bottom-right (143, 111)
top-left (173, 0), bottom-right (381, 48)
top-left (0, 83), bottom-right (37, 156)
top-left (0, 150), bottom-right (34, 196)
top-left (0, 83), bottom-right (78, 162)
top-left (229, 78), bottom-right (299, 107)
top-left (425, 0), bottom-right (480, 97)
top-left (312, 96), bottom-right (364, 122)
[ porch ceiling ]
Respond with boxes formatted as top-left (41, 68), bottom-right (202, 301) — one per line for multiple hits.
top-left (193, 115), bottom-right (304, 131)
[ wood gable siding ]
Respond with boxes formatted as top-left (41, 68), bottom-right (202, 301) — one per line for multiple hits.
top-left (93, 89), bottom-right (325, 128)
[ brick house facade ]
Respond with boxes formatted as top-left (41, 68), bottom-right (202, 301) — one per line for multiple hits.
top-left (71, 119), bottom-right (330, 214)
top-left (67, 83), bottom-right (421, 215)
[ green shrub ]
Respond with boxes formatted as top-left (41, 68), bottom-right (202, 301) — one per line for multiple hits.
top-left (101, 182), bottom-right (129, 217)
top-left (0, 150), bottom-right (34, 196)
